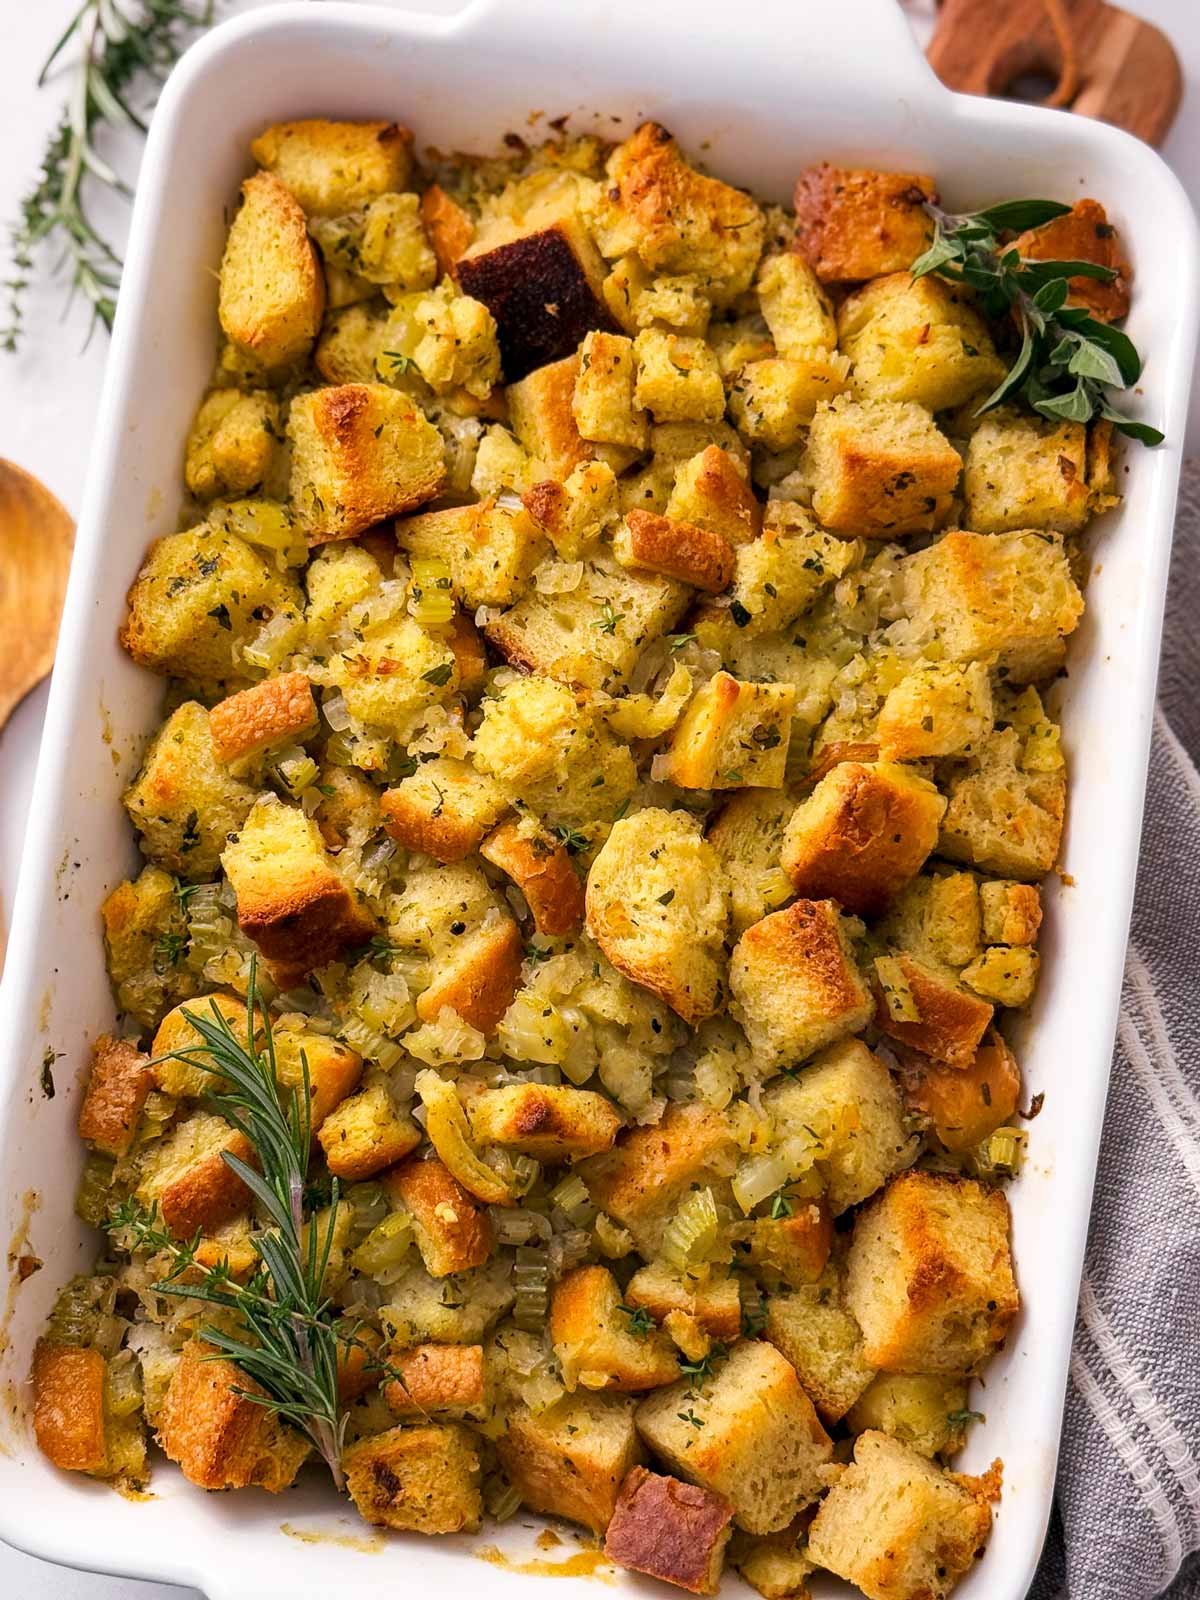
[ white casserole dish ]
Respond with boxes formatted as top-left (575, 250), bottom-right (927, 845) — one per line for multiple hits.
top-left (0, 0), bottom-right (1195, 1594)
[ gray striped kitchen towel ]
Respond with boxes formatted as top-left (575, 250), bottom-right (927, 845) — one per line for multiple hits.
top-left (1030, 458), bottom-right (1200, 1600)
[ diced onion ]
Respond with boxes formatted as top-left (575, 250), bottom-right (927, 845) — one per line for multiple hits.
top-left (351, 1212), bottom-right (414, 1277)
top-left (322, 690), bottom-right (352, 733)
top-left (416, 1069), bottom-right (517, 1204)
top-left (594, 1213), bottom-right (634, 1259)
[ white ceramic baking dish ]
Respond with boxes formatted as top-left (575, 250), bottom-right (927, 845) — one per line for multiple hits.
top-left (0, 0), bottom-right (1195, 1594)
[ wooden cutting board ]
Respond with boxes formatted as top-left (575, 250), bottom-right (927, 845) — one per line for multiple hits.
top-left (926, 0), bottom-right (1182, 147)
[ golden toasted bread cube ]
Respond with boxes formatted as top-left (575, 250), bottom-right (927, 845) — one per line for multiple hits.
top-left (387, 1154), bottom-right (494, 1278)
top-left (878, 871), bottom-right (983, 972)
top-left (960, 945), bottom-right (1039, 1007)
top-left (581, 1103), bottom-right (737, 1257)
top-left (100, 865), bottom-right (198, 1029)
top-left (624, 1263), bottom-right (742, 1341)
top-left (310, 192), bottom-right (434, 295)
top-left (665, 445), bottom-right (762, 547)
top-left (414, 916), bottom-right (524, 1034)
top-left (637, 1341), bottom-right (833, 1534)
top-left (508, 353), bottom-right (634, 480)
top-left (32, 1342), bottom-right (144, 1482)
top-left (963, 408), bottom-right (1114, 535)
top-left (327, 615), bottom-right (458, 748)
top-left (223, 799), bottom-right (376, 986)
top-left (587, 123), bottom-right (765, 307)
top-left (380, 756), bottom-right (507, 863)
top-left (766, 1039), bottom-right (916, 1214)
top-left (846, 1171), bottom-right (1018, 1374)
top-left (573, 330), bottom-right (649, 449)
top-left (422, 182), bottom-right (474, 276)
top-left (480, 819), bottom-right (585, 936)
top-left (706, 788), bottom-right (796, 935)
top-left (902, 529), bottom-right (1083, 685)
top-left (315, 301), bottom-right (389, 384)
top-left (661, 673), bottom-right (795, 791)
top-left (694, 523), bottom-right (862, 654)
top-left (633, 330), bottom-right (725, 423)
top-left (208, 671), bottom-right (317, 775)
top-left (901, 1035), bottom-right (1022, 1155)
top-left (151, 992), bottom-right (245, 1099)
top-left (123, 703), bottom-right (257, 881)
top-left (602, 258), bottom-right (714, 337)
top-left (317, 1071), bottom-right (421, 1179)
top-left (551, 1265), bottom-right (681, 1393)
top-left (497, 1390), bottom-right (642, 1533)
top-left (522, 460), bottom-right (621, 561)
top-left (939, 734), bottom-right (1066, 879)
top-left (605, 1467), bottom-right (735, 1595)
top-left (184, 389), bottom-right (284, 501)
top-left (792, 165), bottom-right (936, 283)
top-left (729, 355), bottom-right (851, 451)
top-left (251, 118), bottom-right (412, 215)
top-left (1012, 198), bottom-right (1131, 322)
top-left (218, 172), bottom-right (323, 371)
top-left (764, 1274), bottom-right (877, 1424)
top-left (77, 1035), bottom-right (153, 1158)
top-left (344, 1421), bottom-right (481, 1533)
top-left (845, 1373), bottom-right (972, 1461)
top-left (745, 1201), bottom-right (834, 1291)
top-left (781, 760), bottom-right (945, 917)
top-left (120, 525), bottom-right (300, 684)
top-left (159, 1339), bottom-right (309, 1490)
top-left (613, 509), bottom-right (735, 593)
top-left (873, 952), bottom-right (994, 1068)
top-left (807, 1431), bottom-right (994, 1600)
top-left (272, 1028), bottom-right (363, 1130)
top-left (396, 498), bottom-right (546, 609)
top-left (979, 880), bottom-right (1042, 946)
top-left (383, 1343), bottom-right (488, 1420)
top-left (877, 661), bottom-right (993, 762)
top-left (288, 382), bottom-right (445, 545)
top-left (471, 1084), bottom-right (621, 1161)
top-left (135, 1111), bottom-right (255, 1238)
top-left (729, 900), bottom-right (873, 1073)
top-left (838, 272), bottom-right (1005, 412)
top-left (392, 285), bottom-right (500, 399)
top-left (804, 396), bottom-right (960, 537)
top-left (756, 252), bottom-right (836, 357)
top-left (485, 551), bottom-right (688, 693)
top-left (585, 809), bottom-right (730, 1024)
top-left (731, 1524), bottom-right (816, 1600)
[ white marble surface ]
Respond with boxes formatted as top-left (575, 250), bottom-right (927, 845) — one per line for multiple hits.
top-left (0, 2), bottom-right (1196, 1595)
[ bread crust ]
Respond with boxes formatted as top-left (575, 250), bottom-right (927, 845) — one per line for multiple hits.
top-left (605, 1467), bottom-right (734, 1595)
top-left (384, 1343), bottom-right (487, 1417)
top-left (480, 820), bottom-right (585, 936)
top-left (665, 444), bottom-right (762, 546)
top-left (792, 165), bottom-right (936, 282)
top-left (209, 671), bottom-right (317, 770)
top-left (158, 1127), bottom-right (256, 1238)
top-left (159, 1340), bottom-right (309, 1491)
top-left (1013, 198), bottom-right (1131, 322)
top-left (872, 953), bottom-right (994, 1069)
top-left (470, 1083), bottom-right (621, 1161)
top-left (616, 509), bottom-right (735, 593)
top-left (77, 1035), bottom-right (153, 1157)
top-left (414, 916), bottom-right (524, 1035)
top-left (387, 1154), bottom-right (494, 1277)
top-left (421, 183), bottom-right (474, 277)
top-left (32, 1341), bottom-right (108, 1473)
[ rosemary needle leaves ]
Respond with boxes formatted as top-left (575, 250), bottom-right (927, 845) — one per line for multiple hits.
top-left (910, 198), bottom-right (1163, 446)
top-left (110, 964), bottom-right (398, 1491)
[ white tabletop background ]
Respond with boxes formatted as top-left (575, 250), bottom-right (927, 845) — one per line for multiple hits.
top-left (0, 1), bottom-right (1196, 1595)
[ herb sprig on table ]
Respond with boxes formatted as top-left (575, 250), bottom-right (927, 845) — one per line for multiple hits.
top-left (911, 198), bottom-right (1163, 445)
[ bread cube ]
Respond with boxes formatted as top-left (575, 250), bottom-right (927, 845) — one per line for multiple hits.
top-left (661, 673), bottom-right (795, 790)
top-left (323, 191), bottom-right (436, 292)
top-left (421, 182), bottom-right (473, 275)
top-left (581, 1103), bottom-right (737, 1256)
top-left (218, 171), bottom-right (324, 371)
top-left (962, 407), bottom-right (1112, 535)
top-left (792, 165), bottom-right (936, 282)
top-left (508, 353), bottom-right (629, 480)
top-left (846, 1373), bottom-right (972, 1460)
top-left (694, 524), bottom-right (862, 658)
top-left (633, 330), bottom-right (725, 423)
top-left (383, 1343), bottom-right (487, 1420)
top-left (159, 1340), bottom-right (309, 1491)
top-left (315, 301), bottom-right (389, 384)
top-left (756, 252), bottom-right (836, 357)
top-left (766, 1038), bottom-right (916, 1213)
top-left (135, 1111), bottom-right (255, 1238)
top-left (605, 1467), bottom-right (734, 1595)
top-left (480, 819), bottom-right (585, 936)
top-left (222, 799), bottom-right (376, 986)
top-left (327, 614), bottom-right (459, 748)
top-left (587, 122), bottom-right (765, 307)
top-left (838, 272), bottom-right (1004, 412)
top-left (414, 916), bottom-right (524, 1034)
top-left (665, 445), bottom-right (762, 547)
top-left (901, 529), bottom-right (1083, 685)
top-left (1012, 197), bottom-right (1131, 322)
top-left (386, 1154), bottom-right (493, 1278)
top-left (764, 1276), bottom-right (876, 1424)
top-left (522, 460), bottom-right (621, 561)
top-left (209, 671), bottom-right (317, 774)
top-left (101, 865), bottom-right (198, 1029)
top-left (731, 1524), bottom-right (815, 1600)
top-left (730, 355), bottom-right (851, 450)
top-left (250, 118), bottom-right (412, 216)
top-left (403, 285), bottom-right (501, 399)
top-left (614, 508), bottom-right (734, 593)
top-left (585, 810), bottom-right (730, 1024)
top-left (123, 703), bottom-right (257, 881)
top-left (845, 1171), bottom-right (1019, 1374)
top-left (574, 330), bottom-right (649, 449)
top-left (120, 525), bottom-right (300, 684)
top-left (901, 1035), bottom-right (1022, 1154)
top-left (781, 760), bottom-right (945, 917)
top-left (624, 1263), bottom-right (742, 1341)
top-left (877, 661), bottom-right (993, 762)
top-left (939, 734), bottom-right (1066, 879)
top-left (552, 1265), bottom-right (681, 1393)
top-left (878, 871), bottom-right (983, 972)
top-left (603, 257), bottom-right (714, 336)
top-left (873, 953), bottom-right (994, 1068)
top-left (150, 992), bottom-right (246, 1100)
top-left (344, 1421), bottom-right (482, 1533)
top-left (288, 382), bottom-right (445, 544)
top-left (272, 1027), bottom-right (363, 1130)
top-left (960, 945), bottom-right (1040, 1007)
top-left (77, 1035), bottom-right (153, 1158)
top-left (497, 1389), bottom-right (642, 1533)
top-left (397, 498), bottom-right (546, 608)
top-left (804, 396), bottom-right (960, 536)
top-left (32, 1341), bottom-right (145, 1483)
top-left (636, 1341), bottom-right (833, 1533)
top-left (485, 550), bottom-right (688, 694)
top-left (184, 389), bottom-right (283, 501)
top-left (980, 880), bottom-right (1042, 946)
top-left (806, 1431), bottom-right (994, 1600)
top-left (471, 1083), bottom-right (621, 1161)
top-left (743, 1200), bottom-right (833, 1290)
top-left (707, 788), bottom-right (797, 935)
top-left (380, 756), bottom-right (507, 863)
top-left (317, 1071), bottom-right (422, 1179)
top-left (729, 899), bottom-right (873, 1073)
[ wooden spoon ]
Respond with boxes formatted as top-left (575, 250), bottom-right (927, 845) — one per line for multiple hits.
top-left (0, 460), bottom-right (75, 732)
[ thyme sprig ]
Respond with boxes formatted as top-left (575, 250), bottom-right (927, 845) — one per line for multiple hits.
top-left (3, 0), bottom-right (214, 352)
top-left (910, 198), bottom-right (1163, 446)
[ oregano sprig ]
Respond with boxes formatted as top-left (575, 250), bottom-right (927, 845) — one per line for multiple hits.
top-left (910, 199), bottom-right (1163, 446)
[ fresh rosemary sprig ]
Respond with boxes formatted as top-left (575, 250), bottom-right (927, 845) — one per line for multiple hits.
top-left (3, 0), bottom-right (214, 352)
top-left (910, 198), bottom-right (1163, 446)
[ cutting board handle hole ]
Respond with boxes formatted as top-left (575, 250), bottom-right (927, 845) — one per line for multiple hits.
top-left (999, 64), bottom-right (1064, 104)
